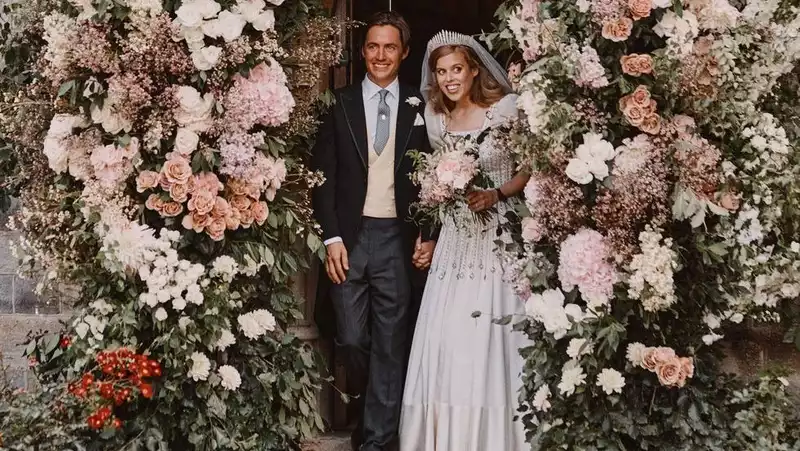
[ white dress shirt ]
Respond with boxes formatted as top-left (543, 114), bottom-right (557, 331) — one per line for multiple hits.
top-left (323, 76), bottom-right (400, 247)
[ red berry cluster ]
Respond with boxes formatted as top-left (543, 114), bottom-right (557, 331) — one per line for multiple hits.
top-left (60, 335), bottom-right (72, 349)
top-left (68, 348), bottom-right (162, 431)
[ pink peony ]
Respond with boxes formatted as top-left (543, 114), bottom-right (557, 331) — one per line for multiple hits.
top-left (557, 228), bottom-right (619, 309)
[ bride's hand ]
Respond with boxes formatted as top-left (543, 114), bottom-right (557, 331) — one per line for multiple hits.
top-left (466, 189), bottom-right (498, 212)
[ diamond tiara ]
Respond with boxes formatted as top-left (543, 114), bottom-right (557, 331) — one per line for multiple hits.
top-left (426, 30), bottom-right (477, 53)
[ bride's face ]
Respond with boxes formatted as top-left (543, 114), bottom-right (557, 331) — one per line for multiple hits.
top-left (435, 51), bottom-right (479, 104)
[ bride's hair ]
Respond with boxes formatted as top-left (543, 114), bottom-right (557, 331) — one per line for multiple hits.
top-left (427, 44), bottom-right (505, 114)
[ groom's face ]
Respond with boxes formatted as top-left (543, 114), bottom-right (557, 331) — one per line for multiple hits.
top-left (363, 25), bottom-right (408, 87)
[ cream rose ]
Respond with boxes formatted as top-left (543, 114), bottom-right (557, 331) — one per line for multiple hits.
top-left (227, 178), bottom-right (249, 196)
top-left (163, 157), bottom-right (193, 185)
top-left (136, 171), bottom-right (160, 193)
top-left (174, 128), bottom-right (200, 156)
top-left (601, 17), bottom-right (633, 42)
top-left (629, 0), bottom-right (652, 20)
top-left (188, 190), bottom-right (216, 215)
top-left (226, 211), bottom-right (242, 230)
top-left (175, 86), bottom-right (215, 133)
top-left (170, 182), bottom-right (191, 203)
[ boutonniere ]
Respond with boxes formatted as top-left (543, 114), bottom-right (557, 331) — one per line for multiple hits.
top-left (406, 96), bottom-right (422, 107)
top-left (414, 112), bottom-right (425, 126)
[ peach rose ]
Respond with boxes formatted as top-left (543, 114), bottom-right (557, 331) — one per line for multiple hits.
top-left (656, 358), bottom-right (683, 387)
top-left (628, 0), bottom-right (652, 20)
top-left (719, 191), bottom-right (741, 211)
top-left (206, 217), bottom-right (227, 241)
top-left (601, 17), bottom-right (633, 42)
top-left (194, 172), bottom-right (223, 193)
top-left (162, 156), bottom-right (193, 185)
top-left (159, 172), bottom-right (173, 190)
top-left (645, 99), bottom-right (657, 114)
top-left (170, 182), bottom-right (190, 203)
top-left (227, 177), bottom-right (249, 196)
top-left (181, 211), bottom-right (212, 232)
top-left (620, 54), bottom-right (654, 77)
top-left (136, 171), bottom-right (160, 193)
top-left (230, 195), bottom-right (252, 212)
top-left (642, 347), bottom-right (676, 371)
top-left (679, 357), bottom-right (694, 380)
top-left (225, 210), bottom-right (242, 230)
top-left (640, 113), bottom-right (662, 134)
top-left (211, 196), bottom-right (232, 218)
top-left (630, 85), bottom-right (652, 107)
top-left (161, 201), bottom-right (184, 218)
top-left (145, 194), bottom-right (165, 212)
top-left (239, 208), bottom-right (254, 228)
top-left (188, 190), bottom-right (216, 215)
top-left (251, 201), bottom-right (269, 225)
top-left (623, 105), bottom-right (647, 126)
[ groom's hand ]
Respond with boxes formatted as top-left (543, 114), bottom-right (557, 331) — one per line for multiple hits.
top-left (325, 242), bottom-right (349, 284)
top-left (412, 236), bottom-right (435, 270)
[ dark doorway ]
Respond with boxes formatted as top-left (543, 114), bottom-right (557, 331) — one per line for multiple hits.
top-left (351, 0), bottom-right (506, 88)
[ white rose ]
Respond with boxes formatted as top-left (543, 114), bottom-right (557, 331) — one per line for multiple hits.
top-left (587, 158), bottom-right (609, 180)
top-left (172, 297), bottom-right (187, 311)
top-left (175, 2), bottom-right (205, 28)
top-left (203, 11), bottom-right (247, 41)
top-left (191, 45), bottom-right (222, 71)
top-left (729, 313), bottom-right (744, 324)
top-left (90, 103), bottom-right (132, 135)
top-left (155, 307), bottom-right (168, 321)
top-left (235, 0), bottom-right (266, 21)
top-left (174, 128), bottom-right (200, 155)
top-left (565, 158), bottom-right (593, 184)
top-left (196, 0), bottom-right (222, 18)
top-left (181, 25), bottom-right (206, 51)
top-left (75, 322), bottom-right (90, 339)
top-left (216, 329), bottom-right (237, 350)
top-left (187, 352), bottom-right (211, 381)
top-left (251, 9), bottom-right (275, 31)
top-left (652, 0), bottom-right (671, 8)
top-left (48, 114), bottom-right (86, 138)
top-left (175, 86), bottom-right (215, 132)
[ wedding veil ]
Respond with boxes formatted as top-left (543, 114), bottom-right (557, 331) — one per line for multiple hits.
top-left (420, 30), bottom-right (513, 101)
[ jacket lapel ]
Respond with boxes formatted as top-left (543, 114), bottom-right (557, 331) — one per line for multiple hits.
top-left (339, 85), bottom-right (368, 171)
top-left (394, 84), bottom-right (416, 174)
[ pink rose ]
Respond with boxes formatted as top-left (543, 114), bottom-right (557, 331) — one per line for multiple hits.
top-left (188, 190), bottom-right (216, 215)
top-left (251, 201), bottom-right (269, 225)
top-left (630, 85), bottom-right (652, 107)
top-left (161, 202), bottom-right (184, 218)
top-left (226, 210), bottom-right (242, 230)
top-left (640, 113), bottom-right (662, 135)
top-left (227, 177), bottom-right (249, 196)
top-left (162, 156), bottom-right (193, 185)
top-left (230, 195), bottom-right (252, 212)
top-left (628, 0), bottom-right (652, 20)
top-left (602, 18), bottom-right (633, 42)
top-left (145, 194), bottom-right (165, 212)
top-left (679, 357), bottom-right (694, 380)
top-left (672, 115), bottom-right (696, 137)
top-left (211, 196), bottom-right (232, 218)
top-left (239, 207), bottom-right (254, 228)
top-left (206, 217), bottom-right (227, 241)
top-left (159, 172), bottom-right (173, 191)
top-left (620, 54), bottom-right (654, 77)
top-left (656, 358), bottom-right (683, 387)
top-left (170, 182), bottom-right (190, 203)
top-left (642, 347), bottom-right (676, 371)
top-left (136, 171), bottom-right (160, 193)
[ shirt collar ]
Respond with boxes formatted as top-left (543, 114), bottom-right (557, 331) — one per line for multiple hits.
top-left (362, 76), bottom-right (400, 101)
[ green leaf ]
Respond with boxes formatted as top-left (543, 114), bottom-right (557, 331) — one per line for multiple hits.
top-left (57, 80), bottom-right (75, 98)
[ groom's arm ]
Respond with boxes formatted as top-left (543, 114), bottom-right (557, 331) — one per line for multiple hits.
top-left (311, 106), bottom-right (341, 243)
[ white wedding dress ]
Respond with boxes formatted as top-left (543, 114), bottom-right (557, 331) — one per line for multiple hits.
top-left (399, 94), bottom-right (530, 451)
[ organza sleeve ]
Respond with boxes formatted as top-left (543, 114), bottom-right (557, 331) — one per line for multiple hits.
top-left (490, 93), bottom-right (521, 128)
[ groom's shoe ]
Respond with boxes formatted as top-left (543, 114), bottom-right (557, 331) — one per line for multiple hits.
top-left (350, 429), bottom-right (363, 451)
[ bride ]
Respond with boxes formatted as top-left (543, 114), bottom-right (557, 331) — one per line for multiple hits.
top-left (400, 31), bottom-right (531, 451)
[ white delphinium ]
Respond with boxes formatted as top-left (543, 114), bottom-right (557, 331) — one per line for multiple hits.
top-left (218, 365), bottom-right (242, 390)
top-left (596, 368), bottom-right (625, 395)
top-left (558, 361), bottom-right (587, 396)
top-left (533, 385), bottom-right (552, 412)
top-left (188, 352), bottom-right (211, 381)
top-left (566, 338), bottom-right (594, 360)
top-left (627, 228), bottom-right (679, 312)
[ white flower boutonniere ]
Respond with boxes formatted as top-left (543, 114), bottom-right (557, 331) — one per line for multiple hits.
top-left (406, 96), bottom-right (422, 107)
top-left (414, 113), bottom-right (425, 126)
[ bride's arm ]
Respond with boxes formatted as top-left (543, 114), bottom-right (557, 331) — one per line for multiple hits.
top-left (467, 170), bottom-right (530, 212)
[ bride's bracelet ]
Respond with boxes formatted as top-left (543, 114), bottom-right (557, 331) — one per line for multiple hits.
top-left (495, 188), bottom-right (508, 202)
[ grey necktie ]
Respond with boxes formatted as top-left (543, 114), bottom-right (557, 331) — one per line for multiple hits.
top-left (374, 89), bottom-right (390, 155)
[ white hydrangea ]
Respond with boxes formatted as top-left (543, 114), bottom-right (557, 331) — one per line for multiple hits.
top-left (596, 368), bottom-right (625, 395)
top-left (188, 352), bottom-right (211, 381)
top-left (653, 10), bottom-right (700, 57)
top-left (218, 365), bottom-right (242, 391)
top-left (627, 228), bottom-right (679, 312)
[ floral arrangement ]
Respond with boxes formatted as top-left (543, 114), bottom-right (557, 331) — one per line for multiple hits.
top-left (0, 0), bottom-right (343, 448)
top-left (485, 0), bottom-right (800, 447)
top-left (410, 133), bottom-right (494, 227)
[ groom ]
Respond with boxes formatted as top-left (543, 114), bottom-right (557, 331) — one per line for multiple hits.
top-left (311, 11), bottom-right (436, 451)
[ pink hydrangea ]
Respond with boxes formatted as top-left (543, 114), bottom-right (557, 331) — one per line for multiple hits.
top-left (223, 60), bottom-right (295, 131)
top-left (557, 228), bottom-right (619, 310)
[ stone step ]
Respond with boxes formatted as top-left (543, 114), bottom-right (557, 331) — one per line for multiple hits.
top-left (302, 433), bottom-right (351, 451)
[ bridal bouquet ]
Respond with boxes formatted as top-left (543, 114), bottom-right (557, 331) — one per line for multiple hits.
top-left (485, 0), bottom-right (800, 448)
top-left (410, 134), bottom-right (493, 227)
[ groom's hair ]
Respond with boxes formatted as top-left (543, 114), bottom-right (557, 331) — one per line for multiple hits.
top-left (363, 11), bottom-right (411, 49)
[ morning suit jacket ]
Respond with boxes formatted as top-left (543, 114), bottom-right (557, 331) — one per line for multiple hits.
top-left (311, 81), bottom-right (434, 338)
